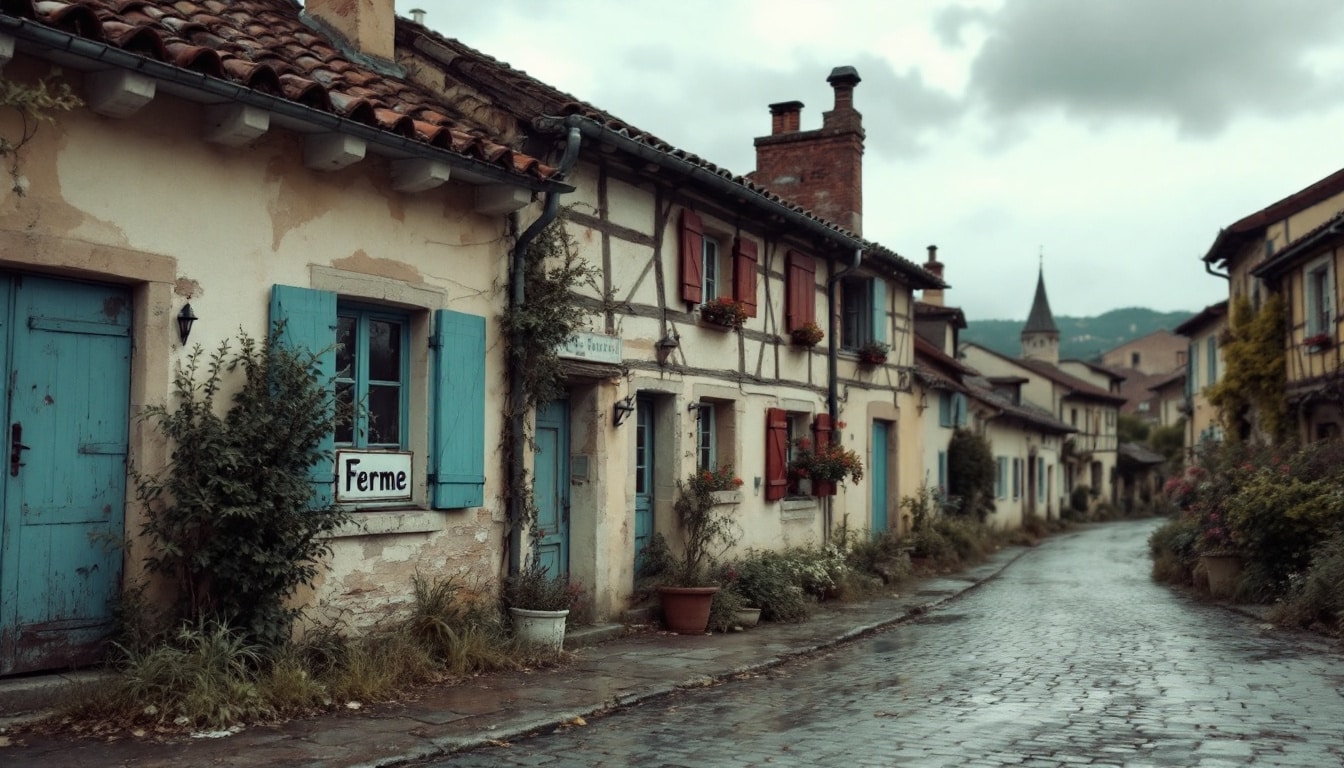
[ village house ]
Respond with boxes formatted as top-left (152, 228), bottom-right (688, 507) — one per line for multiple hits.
top-left (400, 28), bottom-right (942, 620)
top-left (1098, 329), bottom-right (1187, 376)
top-left (1174, 300), bottom-right (1228, 452)
top-left (0, 0), bottom-right (573, 674)
top-left (1251, 212), bottom-right (1344, 442)
top-left (1201, 166), bottom-right (1344, 442)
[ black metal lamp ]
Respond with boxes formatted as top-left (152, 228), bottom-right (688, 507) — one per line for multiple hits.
top-left (177, 303), bottom-right (198, 345)
top-left (613, 395), bottom-right (636, 427)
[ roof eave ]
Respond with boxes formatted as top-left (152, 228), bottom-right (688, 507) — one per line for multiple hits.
top-left (0, 15), bottom-right (565, 193)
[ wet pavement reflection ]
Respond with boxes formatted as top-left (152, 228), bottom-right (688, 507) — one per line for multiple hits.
top-left (420, 520), bottom-right (1344, 767)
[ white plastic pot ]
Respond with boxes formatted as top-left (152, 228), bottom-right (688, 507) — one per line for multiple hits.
top-left (509, 607), bottom-right (570, 653)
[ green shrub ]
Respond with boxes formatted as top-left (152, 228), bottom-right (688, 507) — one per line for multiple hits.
top-left (1225, 469), bottom-right (1344, 594)
top-left (1272, 531), bottom-right (1344, 635)
top-left (137, 332), bottom-right (349, 648)
top-left (1068, 485), bottom-right (1090, 516)
top-left (732, 551), bottom-right (811, 623)
top-left (707, 587), bottom-right (748, 633)
top-left (1149, 515), bottom-right (1199, 585)
top-left (947, 429), bottom-right (995, 521)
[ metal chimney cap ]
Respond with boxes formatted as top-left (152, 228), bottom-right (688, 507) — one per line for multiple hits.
top-left (827, 66), bottom-right (861, 87)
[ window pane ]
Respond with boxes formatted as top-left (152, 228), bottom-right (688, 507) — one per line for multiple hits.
top-left (335, 382), bottom-right (355, 444)
top-left (336, 315), bottom-right (356, 381)
top-left (368, 319), bottom-right (402, 382)
top-left (368, 385), bottom-right (401, 446)
top-left (702, 239), bottom-right (719, 301)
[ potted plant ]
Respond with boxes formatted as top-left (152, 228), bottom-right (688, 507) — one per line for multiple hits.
top-left (856, 340), bottom-right (890, 365)
top-left (789, 437), bottom-right (864, 493)
top-left (1196, 509), bottom-right (1241, 599)
top-left (790, 320), bottom-right (824, 347)
top-left (657, 465), bottom-right (742, 633)
top-left (1303, 332), bottom-right (1332, 351)
top-left (502, 493), bottom-right (573, 653)
top-left (699, 297), bottom-right (749, 329)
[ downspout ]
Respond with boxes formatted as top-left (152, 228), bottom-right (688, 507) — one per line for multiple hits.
top-left (507, 125), bottom-right (582, 577)
top-left (823, 248), bottom-right (863, 542)
top-left (1205, 261), bottom-right (1229, 281)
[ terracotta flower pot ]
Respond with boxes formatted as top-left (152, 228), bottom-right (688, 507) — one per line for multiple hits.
top-left (657, 586), bottom-right (719, 633)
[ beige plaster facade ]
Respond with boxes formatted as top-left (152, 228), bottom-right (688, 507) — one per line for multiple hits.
top-left (0, 49), bottom-right (547, 649)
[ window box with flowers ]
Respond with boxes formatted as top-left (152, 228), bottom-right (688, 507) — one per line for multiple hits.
top-left (788, 437), bottom-right (864, 490)
top-left (1303, 332), bottom-right (1333, 352)
top-left (855, 341), bottom-right (890, 365)
top-left (699, 297), bottom-right (749, 330)
top-left (790, 320), bottom-right (824, 348)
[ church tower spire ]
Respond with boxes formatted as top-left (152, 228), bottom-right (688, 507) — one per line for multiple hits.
top-left (1021, 266), bottom-right (1059, 365)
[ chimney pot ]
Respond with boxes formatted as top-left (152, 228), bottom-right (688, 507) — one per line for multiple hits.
top-left (411, 8), bottom-right (426, 25)
top-left (768, 100), bottom-right (804, 135)
top-left (827, 66), bottom-right (861, 89)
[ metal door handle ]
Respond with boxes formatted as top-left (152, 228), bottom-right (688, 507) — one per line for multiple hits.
top-left (10, 422), bottom-right (29, 477)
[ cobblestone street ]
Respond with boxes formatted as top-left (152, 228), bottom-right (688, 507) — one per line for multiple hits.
top-left (422, 520), bottom-right (1344, 767)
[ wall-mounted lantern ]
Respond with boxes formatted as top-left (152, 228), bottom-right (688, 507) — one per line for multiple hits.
top-left (613, 394), bottom-right (637, 427)
top-left (177, 303), bottom-right (198, 345)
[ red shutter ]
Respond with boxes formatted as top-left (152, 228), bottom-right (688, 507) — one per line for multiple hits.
top-left (812, 412), bottom-right (836, 497)
top-left (679, 208), bottom-right (704, 305)
top-left (786, 251), bottom-right (816, 332)
top-left (765, 408), bottom-right (789, 501)
top-left (733, 237), bottom-right (758, 317)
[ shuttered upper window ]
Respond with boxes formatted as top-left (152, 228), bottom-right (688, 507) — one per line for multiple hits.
top-left (680, 208), bottom-right (758, 316)
top-left (785, 251), bottom-right (816, 333)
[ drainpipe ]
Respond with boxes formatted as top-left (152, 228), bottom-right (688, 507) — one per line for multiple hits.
top-left (822, 248), bottom-right (863, 542)
top-left (507, 125), bottom-right (582, 577)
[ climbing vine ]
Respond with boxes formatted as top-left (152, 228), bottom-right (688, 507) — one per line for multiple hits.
top-left (498, 209), bottom-right (603, 568)
top-left (1, 69), bottom-right (82, 195)
top-left (501, 209), bottom-right (602, 416)
top-left (1207, 294), bottom-right (1288, 444)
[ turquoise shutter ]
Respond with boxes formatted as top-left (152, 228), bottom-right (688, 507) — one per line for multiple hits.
top-left (432, 309), bottom-right (486, 508)
top-left (269, 285), bottom-right (337, 508)
top-left (870, 279), bottom-right (887, 344)
top-left (952, 393), bottom-right (967, 427)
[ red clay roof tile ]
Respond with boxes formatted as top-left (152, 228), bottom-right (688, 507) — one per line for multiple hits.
top-left (9, 0), bottom-right (556, 182)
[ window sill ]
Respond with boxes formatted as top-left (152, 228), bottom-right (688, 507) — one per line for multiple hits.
top-left (780, 497), bottom-right (817, 520)
top-left (330, 507), bottom-right (445, 538)
top-left (710, 490), bottom-right (742, 505)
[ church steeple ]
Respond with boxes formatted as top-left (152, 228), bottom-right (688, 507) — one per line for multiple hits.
top-left (1021, 266), bottom-right (1059, 365)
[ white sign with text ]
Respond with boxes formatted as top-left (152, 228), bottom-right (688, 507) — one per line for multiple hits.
top-left (336, 450), bottom-right (413, 503)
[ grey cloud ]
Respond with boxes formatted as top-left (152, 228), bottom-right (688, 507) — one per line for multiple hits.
top-left (932, 4), bottom-right (992, 48)
top-left (594, 52), bottom-right (963, 171)
top-left (966, 0), bottom-right (1344, 136)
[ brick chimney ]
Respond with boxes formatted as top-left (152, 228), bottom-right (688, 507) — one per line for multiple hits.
top-left (753, 66), bottom-right (866, 235)
top-left (305, 0), bottom-right (396, 62)
top-left (922, 245), bottom-right (945, 306)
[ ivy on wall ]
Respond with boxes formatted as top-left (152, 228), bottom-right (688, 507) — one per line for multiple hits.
top-left (1207, 294), bottom-right (1288, 444)
top-left (1, 70), bottom-right (82, 195)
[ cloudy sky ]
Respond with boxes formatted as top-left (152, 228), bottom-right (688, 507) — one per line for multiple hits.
top-left (416, 0), bottom-right (1344, 321)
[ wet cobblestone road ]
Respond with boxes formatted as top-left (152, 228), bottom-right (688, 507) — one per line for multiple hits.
top-left (424, 520), bottom-right (1344, 767)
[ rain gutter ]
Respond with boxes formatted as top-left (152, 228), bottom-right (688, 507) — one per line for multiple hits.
top-left (506, 125), bottom-right (582, 577)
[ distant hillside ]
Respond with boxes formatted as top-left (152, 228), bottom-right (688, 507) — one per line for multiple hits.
top-left (962, 307), bottom-right (1196, 361)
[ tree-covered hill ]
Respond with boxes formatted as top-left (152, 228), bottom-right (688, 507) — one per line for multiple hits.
top-left (962, 307), bottom-right (1196, 361)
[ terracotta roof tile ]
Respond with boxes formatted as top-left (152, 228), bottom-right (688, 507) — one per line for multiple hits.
top-left (7, 0), bottom-right (557, 182)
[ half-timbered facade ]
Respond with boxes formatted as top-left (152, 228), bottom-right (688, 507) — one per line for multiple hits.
top-left (401, 33), bottom-right (942, 620)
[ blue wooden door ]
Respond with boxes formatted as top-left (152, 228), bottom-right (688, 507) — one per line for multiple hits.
top-left (0, 275), bottom-right (131, 675)
top-left (533, 400), bottom-right (569, 577)
top-left (870, 421), bottom-right (890, 534)
top-left (633, 398), bottom-right (654, 576)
